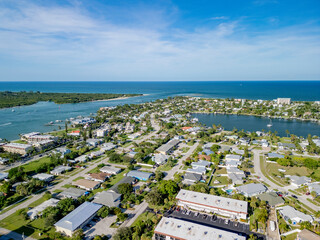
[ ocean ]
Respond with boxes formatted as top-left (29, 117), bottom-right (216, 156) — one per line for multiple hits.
top-left (0, 81), bottom-right (319, 140)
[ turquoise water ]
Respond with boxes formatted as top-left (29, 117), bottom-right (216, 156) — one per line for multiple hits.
top-left (0, 81), bottom-right (319, 140)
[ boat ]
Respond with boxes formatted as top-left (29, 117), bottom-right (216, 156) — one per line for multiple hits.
top-left (12, 109), bottom-right (15, 112)
top-left (267, 119), bottom-right (273, 127)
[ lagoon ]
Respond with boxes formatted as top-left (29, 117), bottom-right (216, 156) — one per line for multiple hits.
top-left (192, 113), bottom-right (320, 137)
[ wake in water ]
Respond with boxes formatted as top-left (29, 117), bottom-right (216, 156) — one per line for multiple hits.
top-left (0, 122), bottom-right (12, 127)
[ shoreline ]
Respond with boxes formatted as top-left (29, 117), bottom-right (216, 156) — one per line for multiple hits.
top-left (0, 94), bottom-right (145, 110)
top-left (191, 111), bottom-right (320, 124)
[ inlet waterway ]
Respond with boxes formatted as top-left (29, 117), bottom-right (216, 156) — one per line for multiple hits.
top-left (192, 113), bottom-right (320, 138)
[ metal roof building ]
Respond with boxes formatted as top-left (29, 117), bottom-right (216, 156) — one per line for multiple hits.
top-left (154, 217), bottom-right (246, 240)
top-left (54, 201), bottom-right (102, 237)
top-left (176, 189), bottom-right (248, 220)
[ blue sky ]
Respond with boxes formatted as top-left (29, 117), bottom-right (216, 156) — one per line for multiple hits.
top-left (0, 0), bottom-right (319, 81)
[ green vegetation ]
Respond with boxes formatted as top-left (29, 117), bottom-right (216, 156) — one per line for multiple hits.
top-left (0, 91), bottom-right (142, 109)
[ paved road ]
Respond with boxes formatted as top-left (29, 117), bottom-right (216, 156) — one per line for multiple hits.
top-left (0, 156), bottom-right (109, 220)
top-left (252, 149), bottom-right (320, 212)
top-left (164, 142), bottom-right (199, 180)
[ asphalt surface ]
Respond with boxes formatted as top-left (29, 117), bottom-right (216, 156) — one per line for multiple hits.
top-left (166, 209), bottom-right (266, 240)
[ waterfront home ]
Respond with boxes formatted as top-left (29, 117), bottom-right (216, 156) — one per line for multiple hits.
top-left (21, 132), bottom-right (41, 141)
top-left (3, 143), bottom-right (32, 155)
top-left (278, 206), bottom-right (313, 225)
top-left (26, 134), bottom-right (58, 143)
top-left (236, 183), bottom-right (267, 197)
top-left (278, 142), bottom-right (296, 150)
top-left (54, 202), bottom-right (102, 237)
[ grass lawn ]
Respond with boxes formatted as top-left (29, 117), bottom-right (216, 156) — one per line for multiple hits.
top-left (73, 176), bottom-right (84, 181)
top-left (19, 156), bottom-right (52, 174)
top-left (260, 157), bottom-right (285, 187)
top-left (215, 167), bottom-right (227, 175)
top-left (0, 196), bottom-right (31, 214)
top-left (281, 232), bottom-right (298, 240)
top-left (210, 176), bottom-right (229, 186)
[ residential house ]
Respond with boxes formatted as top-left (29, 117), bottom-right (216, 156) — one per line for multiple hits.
top-left (73, 179), bottom-right (100, 191)
top-left (297, 229), bottom-right (320, 240)
top-left (100, 166), bottom-right (121, 175)
top-left (86, 172), bottom-right (110, 182)
top-left (32, 173), bottom-right (54, 182)
top-left (27, 198), bottom-right (59, 220)
top-left (152, 154), bottom-right (169, 165)
top-left (287, 176), bottom-right (311, 187)
top-left (127, 170), bottom-right (153, 181)
top-left (92, 190), bottom-right (122, 207)
top-left (278, 206), bottom-right (313, 225)
top-left (236, 183), bottom-right (267, 197)
top-left (58, 188), bottom-right (86, 199)
top-left (50, 166), bottom-right (72, 175)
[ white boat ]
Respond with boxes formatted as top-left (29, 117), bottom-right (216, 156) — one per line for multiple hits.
top-left (267, 119), bottom-right (273, 127)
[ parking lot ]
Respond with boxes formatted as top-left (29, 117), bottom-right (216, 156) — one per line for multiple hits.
top-left (167, 208), bottom-right (266, 240)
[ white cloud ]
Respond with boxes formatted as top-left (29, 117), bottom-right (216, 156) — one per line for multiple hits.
top-left (0, 0), bottom-right (319, 81)
top-left (210, 16), bottom-right (229, 20)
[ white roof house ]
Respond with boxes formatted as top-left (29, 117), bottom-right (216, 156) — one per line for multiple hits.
top-left (92, 190), bottom-right (122, 207)
top-left (287, 175), bottom-right (311, 187)
top-left (74, 155), bottom-right (89, 163)
top-left (225, 154), bottom-right (242, 161)
top-left (308, 183), bottom-right (320, 196)
top-left (0, 172), bottom-right (9, 181)
top-left (191, 160), bottom-right (211, 168)
top-left (100, 166), bottom-right (122, 175)
top-left (55, 202), bottom-right (102, 237)
top-left (278, 206), bottom-right (313, 225)
top-left (154, 217), bottom-right (246, 240)
top-left (50, 165), bottom-right (72, 175)
top-left (186, 166), bottom-right (207, 175)
top-left (32, 173), bottom-right (54, 182)
top-left (226, 160), bottom-right (241, 168)
top-left (176, 189), bottom-right (248, 219)
top-left (236, 183), bottom-right (267, 197)
top-left (152, 154), bottom-right (169, 165)
top-left (27, 198), bottom-right (59, 220)
top-left (59, 188), bottom-right (86, 199)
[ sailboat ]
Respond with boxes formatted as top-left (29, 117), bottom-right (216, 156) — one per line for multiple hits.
top-left (267, 119), bottom-right (273, 127)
